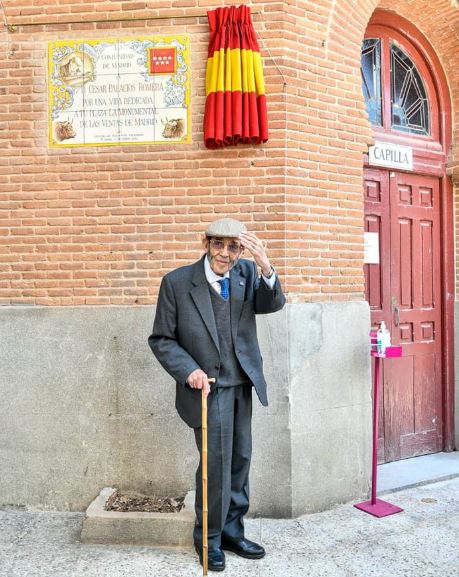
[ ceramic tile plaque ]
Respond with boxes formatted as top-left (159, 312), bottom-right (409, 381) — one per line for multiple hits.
top-left (48, 37), bottom-right (190, 147)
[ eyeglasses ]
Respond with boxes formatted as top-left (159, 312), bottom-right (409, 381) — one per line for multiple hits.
top-left (209, 238), bottom-right (242, 255)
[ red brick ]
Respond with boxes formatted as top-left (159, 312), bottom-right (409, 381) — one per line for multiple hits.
top-left (0, 0), bottom-right (457, 304)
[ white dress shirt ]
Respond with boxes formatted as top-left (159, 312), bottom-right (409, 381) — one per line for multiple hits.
top-left (204, 255), bottom-right (276, 294)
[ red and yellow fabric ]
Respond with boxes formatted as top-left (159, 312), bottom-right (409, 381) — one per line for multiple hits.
top-left (204, 5), bottom-right (268, 149)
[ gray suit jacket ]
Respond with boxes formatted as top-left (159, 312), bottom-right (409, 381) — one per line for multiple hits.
top-left (148, 255), bottom-right (286, 428)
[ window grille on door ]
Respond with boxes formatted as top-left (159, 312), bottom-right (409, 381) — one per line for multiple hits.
top-left (390, 44), bottom-right (430, 135)
top-left (361, 38), bottom-right (430, 136)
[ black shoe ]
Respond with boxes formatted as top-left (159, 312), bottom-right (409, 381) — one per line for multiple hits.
top-left (195, 544), bottom-right (226, 572)
top-left (221, 537), bottom-right (265, 559)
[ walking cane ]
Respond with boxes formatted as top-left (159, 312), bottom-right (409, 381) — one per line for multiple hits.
top-left (202, 377), bottom-right (215, 577)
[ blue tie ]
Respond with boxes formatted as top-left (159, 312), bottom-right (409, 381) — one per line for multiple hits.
top-left (218, 278), bottom-right (229, 300)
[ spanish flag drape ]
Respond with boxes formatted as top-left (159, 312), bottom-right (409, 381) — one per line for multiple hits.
top-left (204, 5), bottom-right (268, 149)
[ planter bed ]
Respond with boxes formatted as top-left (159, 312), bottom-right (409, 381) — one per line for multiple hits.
top-left (81, 487), bottom-right (195, 548)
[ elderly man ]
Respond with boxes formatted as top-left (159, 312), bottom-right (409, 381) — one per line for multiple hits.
top-left (149, 217), bottom-right (285, 571)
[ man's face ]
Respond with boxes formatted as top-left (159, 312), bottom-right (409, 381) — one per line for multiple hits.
top-left (203, 236), bottom-right (244, 276)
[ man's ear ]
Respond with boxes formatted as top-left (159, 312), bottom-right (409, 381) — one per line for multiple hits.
top-left (202, 235), bottom-right (209, 251)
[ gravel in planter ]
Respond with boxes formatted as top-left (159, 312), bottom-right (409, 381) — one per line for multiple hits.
top-left (105, 490), bottom-right (185, 513)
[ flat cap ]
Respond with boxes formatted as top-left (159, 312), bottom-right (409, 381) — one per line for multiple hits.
top-left (205, 217), bottom-right (247, 238)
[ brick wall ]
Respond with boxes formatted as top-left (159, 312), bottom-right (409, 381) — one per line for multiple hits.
top-left (281, 0), bottom-right (373, 302)
top-left (0, 0), bottom-right (457, 305)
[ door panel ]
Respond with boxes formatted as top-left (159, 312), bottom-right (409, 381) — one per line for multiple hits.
top-left (364, 168), bottom-right (443, 463)
top-left (363, 168), bottom-right (389, 463)
top-left (383, 355), bottom-right (414, 458)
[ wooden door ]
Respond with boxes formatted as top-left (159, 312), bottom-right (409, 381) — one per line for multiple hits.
top-left (364, 168), bottom-right (443, 463)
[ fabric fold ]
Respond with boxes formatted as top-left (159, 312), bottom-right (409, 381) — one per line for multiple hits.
top-left (204, 5), bottom-right (269, 149)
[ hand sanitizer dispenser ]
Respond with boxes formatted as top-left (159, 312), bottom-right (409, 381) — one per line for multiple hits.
top-left (376, 321), bottom-right (391, 354)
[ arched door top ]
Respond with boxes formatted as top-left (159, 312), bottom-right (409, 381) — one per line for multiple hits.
top-left (364, 24), bottom-right (440, 147)
top-left (363, 10), bottom-right (452, 174)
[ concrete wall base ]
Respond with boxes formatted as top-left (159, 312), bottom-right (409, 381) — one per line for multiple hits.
top-left (288, 302), bottom-right (372, 515)
top-left (0, 303), bottom-right (372, 517)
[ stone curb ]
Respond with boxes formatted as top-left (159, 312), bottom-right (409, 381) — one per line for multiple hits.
top-left (81, 487), bottom-right (195, 547)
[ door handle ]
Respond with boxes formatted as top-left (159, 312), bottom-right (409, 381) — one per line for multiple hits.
top-left (391, 296), bottom-right (400, 327)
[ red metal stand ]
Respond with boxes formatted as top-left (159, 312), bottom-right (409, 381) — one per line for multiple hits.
top-left (354, 344), bottom-right (404, 518)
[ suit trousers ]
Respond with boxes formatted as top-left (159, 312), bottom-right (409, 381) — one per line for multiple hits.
top-left (193, 384), bottom-right (252, 550)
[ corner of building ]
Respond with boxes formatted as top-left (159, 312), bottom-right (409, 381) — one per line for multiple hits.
top-left (287, 300), bottom-right (372, 516)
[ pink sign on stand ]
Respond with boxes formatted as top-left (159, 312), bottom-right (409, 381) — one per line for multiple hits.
top-left (354, 332), bottom-right (404, 517)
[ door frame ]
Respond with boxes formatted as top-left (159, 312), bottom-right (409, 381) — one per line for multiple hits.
top-left (364, 10), bottom-right (455, 451)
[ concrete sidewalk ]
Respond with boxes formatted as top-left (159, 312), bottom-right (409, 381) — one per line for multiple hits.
top-left (1, 477), bottom-right (458, 577)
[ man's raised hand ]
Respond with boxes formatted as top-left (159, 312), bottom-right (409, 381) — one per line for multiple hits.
top-left (239, 231), bottom-right (272, 277)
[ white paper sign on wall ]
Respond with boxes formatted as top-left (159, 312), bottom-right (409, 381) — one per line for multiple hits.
top-left (364, 232), bottom-right (380, 264)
